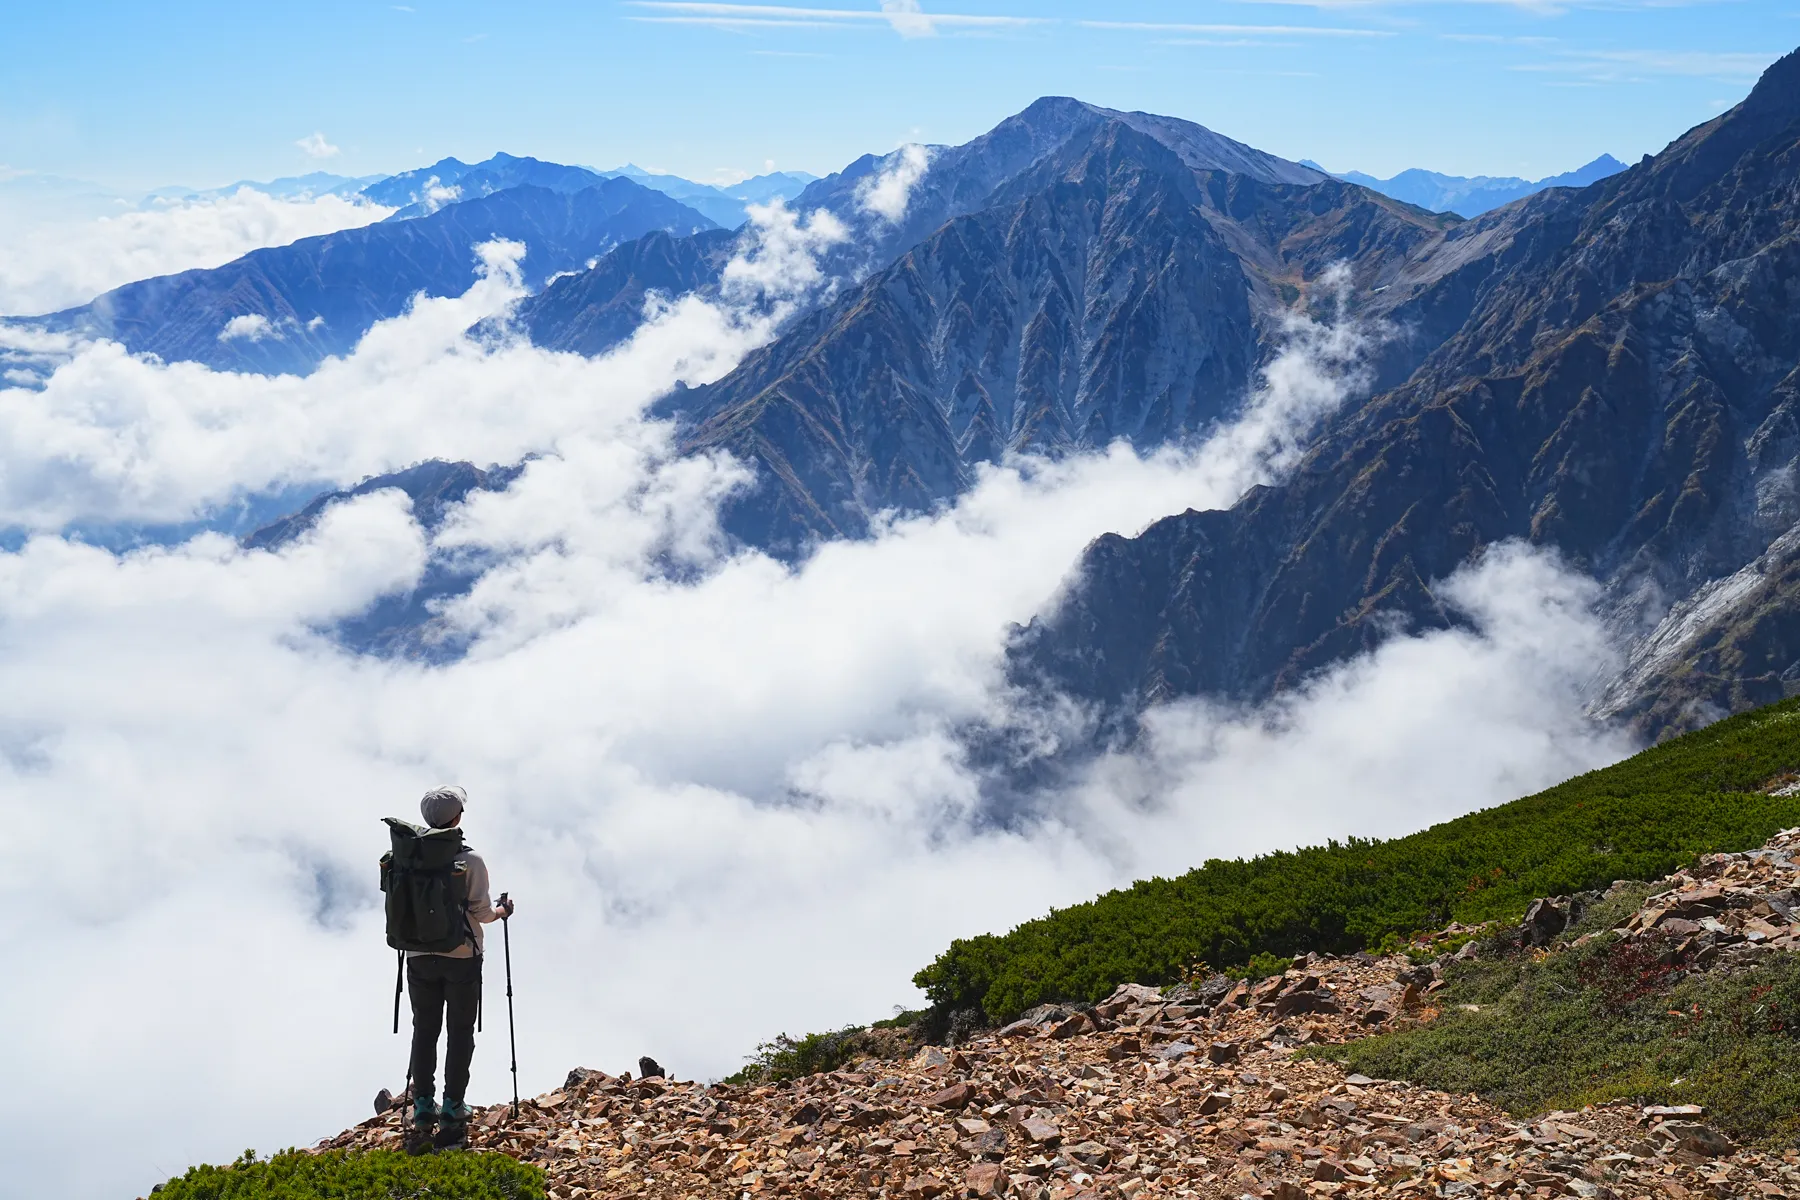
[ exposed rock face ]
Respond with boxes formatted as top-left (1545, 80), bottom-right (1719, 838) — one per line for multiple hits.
top-left (674, 115), bottom-right (1455, 552)
top-left (790, 97), bottom-right (1331, 285)
top-left (24, 179), bottom-right (718, 375)
top-left (516, 96), bottom-right (1351, 392)
top-left (1008, 48), bottom-right (1800, 739)
top-left (518, 227), bottom-right (739, 357)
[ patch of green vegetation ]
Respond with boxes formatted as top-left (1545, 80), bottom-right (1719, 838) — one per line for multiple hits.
top-left (1226, 952), bottom-right (1295, 980)
top-left (872, 1008), bottom-right (928, 1030)
top-left (1375, 922), bottom-right (1508, 964)
top-left (723, 1020), bottom-right (921, 1085)
top-left (146, 1149), bottom-right (544, 1199)
top-left (915, 695), bottom-right (1800, 1023)
top-left (1320, 937), bottom-right (1800, 1147)
top-left (1563, 880), bottom-right (1664, 942)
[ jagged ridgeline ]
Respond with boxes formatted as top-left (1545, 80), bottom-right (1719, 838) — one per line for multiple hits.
top-left (915, 698), bottom-right (1800, 1024)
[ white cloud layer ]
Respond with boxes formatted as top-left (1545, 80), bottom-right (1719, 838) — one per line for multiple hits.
top-left (0, 189), bottom-right (393, 317)
top-left (0, 209), bottom-right (1637, 1199)
top-left (856, 143), bottom-right (933, 222)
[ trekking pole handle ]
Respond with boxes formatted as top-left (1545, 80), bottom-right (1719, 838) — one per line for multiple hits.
top-left (498, 891), bottom-right (513, 920)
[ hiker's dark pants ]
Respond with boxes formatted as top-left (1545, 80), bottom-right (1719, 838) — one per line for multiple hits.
top-left (407, 954), bottom-right (481, 1106)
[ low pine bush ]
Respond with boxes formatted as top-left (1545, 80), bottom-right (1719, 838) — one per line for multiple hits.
top-left (724, 1022), bottom-right (922, 1084)
top-left (145, 1148), bottom-right (544, 1200)
top-left (915, 698), bottom-right (1800, 1023)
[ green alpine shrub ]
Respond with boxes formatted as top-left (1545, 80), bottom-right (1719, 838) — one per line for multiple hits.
top-left (144, 1148), bottom-right (544, 1200)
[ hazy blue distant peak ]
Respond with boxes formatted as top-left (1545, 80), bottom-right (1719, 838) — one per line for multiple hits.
top-left (592, 164), bottom-right (818, 228)
top-left (146, 172), bottom-right (390, 204)
top-left (358, 153), bottom-right (610, 212)
top-left (358, 157), bottom-right (477, 208)
top-left (1537, 154), bottom-right (1630, 188)
top-left (1305, 154), bottom-right (1627, 217)
top-left (723, 170), bottom-right (820, 203)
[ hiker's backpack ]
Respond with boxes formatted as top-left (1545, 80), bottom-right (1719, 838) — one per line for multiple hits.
top-left (379, 818), bottom-right (474, 954)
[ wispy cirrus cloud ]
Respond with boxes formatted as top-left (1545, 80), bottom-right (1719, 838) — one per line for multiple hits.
top-left (1512, 47), bottom-right (1779, 83)
top-left (625, 0), bottom-right (1038, 37)
top-left (1080, 19), bottom-right (1393, 37)
top-left (1197, 0), bottom-right (1731, 11)
top-left (1440, 31), bottom-right (1561, 44)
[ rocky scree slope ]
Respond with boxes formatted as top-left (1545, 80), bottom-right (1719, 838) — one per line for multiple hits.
top-left (318, 878), bottom-right (1794, 1200)
top-left (1006, 47), bottom-right (1800, 741)
top-left (286, 700), bottom-right (1800, 1199)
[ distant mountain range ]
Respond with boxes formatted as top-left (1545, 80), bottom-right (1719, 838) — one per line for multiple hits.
top-left (516, 69), bottom-right (1800, 742)
top-left (0, 169), bottom-right (386, 226)
top-left (360, 152), bottom-right (814, 227)
top-left (598, 164), bottom-right (819, 228)
top-left (148, 171), bottom-right (387, 203)
top-left (0, 156), bottom-right (808, 241)
top-left (24, 58), bottom-right (1800, 744)
top-left (28, 176), bottom-right (718, 374)
top-left (1306, 155), bottom-right (1629, 217)
top-left (3, 151), bottom-right (813, 371)
top-left (1010, 50), bottom-right (1800, 742)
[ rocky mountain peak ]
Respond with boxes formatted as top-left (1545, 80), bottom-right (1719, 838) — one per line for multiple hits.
top-left (1744, 46), bottom-right (1800, 118)
top-left (1004, 96), bottom-right (1327, 188)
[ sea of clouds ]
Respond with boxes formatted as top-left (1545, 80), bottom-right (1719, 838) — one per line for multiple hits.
top-left (0, 158), bottom-right (1638, 1199)
top-left (0, 187), bottom-right (393, 317)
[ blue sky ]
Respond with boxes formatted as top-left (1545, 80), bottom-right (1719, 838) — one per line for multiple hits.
top-left (2, 0), bottom-right (1791, 190)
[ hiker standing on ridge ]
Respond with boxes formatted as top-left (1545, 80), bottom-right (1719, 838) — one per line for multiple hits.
top-left (386, 785), bottom-right (514, 1152)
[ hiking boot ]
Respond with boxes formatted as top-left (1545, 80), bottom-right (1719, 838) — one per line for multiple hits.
top-left (405, 1096), bottom-right (439, 1156)
top-left (433, 1100), bottom-right (472, 1150)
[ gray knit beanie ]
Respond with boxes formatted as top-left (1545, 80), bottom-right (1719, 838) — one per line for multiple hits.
top-left (420, 785), bottom-right (467, 829)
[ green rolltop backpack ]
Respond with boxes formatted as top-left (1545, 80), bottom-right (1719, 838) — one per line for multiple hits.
top-left (379, 817), bottom-right (474, 954)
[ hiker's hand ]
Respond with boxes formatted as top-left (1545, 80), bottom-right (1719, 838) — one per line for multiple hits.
top-left (498, 896), bottom-right (515, 919)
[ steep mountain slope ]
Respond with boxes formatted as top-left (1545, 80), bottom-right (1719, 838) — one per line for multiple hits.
top-left (1008, 48), bottom-right (1800, 739)
top-left (795, 97), bottom-right (1329, 281)
top-left (669, 111), bottom-right (1453, 552)
top-left (518, 97), bottom-right (1339, 372)
top-left (1326, 154), bottom-right (1627, 217)
top-left (517, 227), bottom-right (741, 356)
top-left (27, 179), bottom-right (718, 375)
top-left (925, 692), bottom-right (1800, 1021)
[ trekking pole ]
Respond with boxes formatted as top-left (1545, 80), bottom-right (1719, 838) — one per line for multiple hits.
top-left (500, 893), bottom-right (519, 1120)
